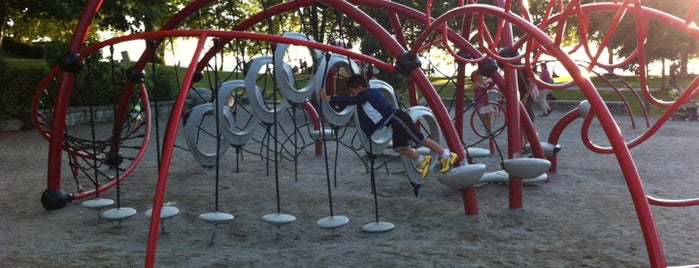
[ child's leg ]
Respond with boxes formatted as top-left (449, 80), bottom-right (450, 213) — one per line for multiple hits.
top-left (390, 110), bottom-right (435, 178)
top-left (484, 114), bottom-right (492, 133)
top-left (534, 92), bottom-right (547, 110)
top-left (421, 139), bottom-right (444, 156)
top-left (423, 139), bottom-right (455, 158)
top-left (422, 138), bottom-right (457, 173)
top-left (399, 148), bottom-right (431, 180)
top-left (397, 148), bottom-right (420, 161)
top-left (540, 89), bottom-right (551, 111)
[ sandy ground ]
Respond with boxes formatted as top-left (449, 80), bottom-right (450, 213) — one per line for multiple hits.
top-left (2, 107), bottom-right (699, 267)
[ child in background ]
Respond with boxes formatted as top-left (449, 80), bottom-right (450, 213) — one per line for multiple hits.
top-left (471, 70), bottom-right (496, 133)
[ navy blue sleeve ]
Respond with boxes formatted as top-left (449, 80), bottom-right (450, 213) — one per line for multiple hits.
top-left (330, 94), bottom-right (367, 106)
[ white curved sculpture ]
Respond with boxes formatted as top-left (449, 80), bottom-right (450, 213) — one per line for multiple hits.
top-left (245, 56), bottom-right (290, 124)
top-left (437, 164), bottom-right (487, 190)
top-left (467, 147), bottom-right (491, 158)
top-left (216, 80), bottom-right (258, 146)
top-left (400, 106), bottom-right (443, 186)
top-left (502, 158), bottom-right (551, 179)
top-left (274, 32), bottom-right (323, 103)
top-left (184, 103), bottom-right (229, 168)
top-left (523, 142), bottom-right (562, 158)
top-left (479, 170), bottom-right (548, 184)
top-left (314, 53), bottom-right (361, 126)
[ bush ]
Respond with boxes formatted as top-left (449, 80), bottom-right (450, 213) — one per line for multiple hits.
top-left (0, 58), bottom-right (49, 121)
top-left (1, 38), bottom-right (44, 59)
top-left (142, 64), bottom-right (181, 101)
top-left (0, 57), bottom-right (180, 122)
top-left (69, 61), bottom-right (180, 106)
top-left (43, 39), bottom-right (103, 69)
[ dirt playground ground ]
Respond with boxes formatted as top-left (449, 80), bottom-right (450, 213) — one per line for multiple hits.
top-left (2, 108), bottom-right (699, 267)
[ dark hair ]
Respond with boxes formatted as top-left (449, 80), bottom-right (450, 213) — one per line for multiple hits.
top-left (478, 58), bottom-right (498, 77)
top-left (346, 74), bottom-right (368, 89)
top-left (497, 46), bottom-right (520, 69)
top-left (470, 70), bottom-right (480, 82)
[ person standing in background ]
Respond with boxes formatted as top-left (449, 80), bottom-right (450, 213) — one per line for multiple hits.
top-left (535, 63), bottom-right (553, 116)
top-left (670, 62), bottom-right (679, 89)
top-left (471, 70), bottom-right (496, 132)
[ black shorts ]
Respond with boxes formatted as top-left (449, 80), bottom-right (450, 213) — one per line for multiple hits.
top-left (389, 110), bottom-right (426, 151)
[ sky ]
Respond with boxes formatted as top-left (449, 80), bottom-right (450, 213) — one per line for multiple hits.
top-left (103, 33), bottom-right (695, 79)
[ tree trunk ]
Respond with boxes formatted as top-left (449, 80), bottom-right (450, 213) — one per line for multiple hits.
top-left (660, 58), bottom-right (666, 90)
top-left (0, 4), bottom-right (7, 52)
top-left (143, 20), bottom-right (165, 64)
top-left (680, 53), bottom-right (689, 76)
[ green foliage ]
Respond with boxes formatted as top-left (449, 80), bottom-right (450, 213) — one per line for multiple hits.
top-left (143, 64), bottom-right (181, 101)
top-left (376, 71), bottom-right (408, 95)
top-left (0, 58), bottom-right (49, 120)
top-left (585, 0), bottom-right (698, 72)
top-left (43, 39), bottom-right (104, 68)
top-left (0, 57), bottom-right (180, 121)
top-left (2, 0), bottom-right (85, 43)
top-left (69, 60), bottom-right (126, 107)
top-left (1, 37), bottom-right (44, 59)
top-left (70, 62), bottom-right (180, 106)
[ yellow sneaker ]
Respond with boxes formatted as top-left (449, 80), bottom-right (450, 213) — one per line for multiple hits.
top-left (417, 155), bottom-right (431, 180)
top-left (440, 152), bottom-right (458, 173)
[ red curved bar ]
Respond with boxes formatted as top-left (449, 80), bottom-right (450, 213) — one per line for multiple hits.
top-left (47, 1), bottom-right (699, 267)
top-left (544, 108), bottom-right (583, 173)
top-left (45, 0), bottom-right (105, 191)
top-left (301, 102), bottom-right (324, 156)
top-left (145, 34), bottom-right (208, 268)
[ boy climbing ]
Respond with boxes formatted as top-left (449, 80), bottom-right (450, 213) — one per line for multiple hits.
top-left (319, 74), bottom-right (457, 179)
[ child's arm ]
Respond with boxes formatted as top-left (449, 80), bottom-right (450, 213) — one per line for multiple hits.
top-left (319, 88), bottom-right (331, 102)
top-left (319, 89), bottom-right (360, 106)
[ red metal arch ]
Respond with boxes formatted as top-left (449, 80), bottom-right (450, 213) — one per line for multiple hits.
top-left (36, 1), bottom-right (699, 267)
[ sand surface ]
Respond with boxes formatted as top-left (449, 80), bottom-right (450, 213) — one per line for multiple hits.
top-left (2, 108), bottom-right (699, 267)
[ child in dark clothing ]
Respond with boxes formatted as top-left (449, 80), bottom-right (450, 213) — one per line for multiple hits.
top-left (319, 75), bottom-right (457, 179)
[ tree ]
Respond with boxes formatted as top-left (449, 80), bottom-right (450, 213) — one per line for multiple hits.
top-left (586, 0), bottom-right (699, 75)
top-left (1, 0), bottom-right (87, 51)
top-left (0, 1), bottom-right (8, 50)
top-left (2, 0), bottom-right (185, 60)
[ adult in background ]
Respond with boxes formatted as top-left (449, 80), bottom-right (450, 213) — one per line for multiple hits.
top-left (535, 63), bottom-right (553, 116)
top-left (670, 62), bottom-right (679, 89)
top-left (498, 47), bottom-right (537, 151)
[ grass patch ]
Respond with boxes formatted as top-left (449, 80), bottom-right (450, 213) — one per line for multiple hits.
top-left (3, 58), bottom-right (49, 70)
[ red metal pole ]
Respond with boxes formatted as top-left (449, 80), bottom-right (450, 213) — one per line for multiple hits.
top-left (301, 102), bottom-right (324, 156)
top-left (45, 0), bottom-right (104, 192)
top-left (145, 34), bottom-right (208, 268)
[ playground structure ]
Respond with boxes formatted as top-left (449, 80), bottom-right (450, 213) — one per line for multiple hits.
top-left (31, 0), bottom-right (699, 267)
